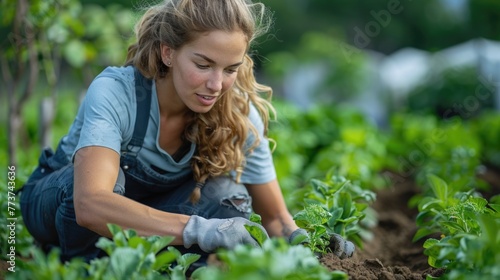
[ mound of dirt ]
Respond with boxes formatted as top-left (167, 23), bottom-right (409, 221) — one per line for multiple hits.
top-left (320, 173), bottom-right (445, 280)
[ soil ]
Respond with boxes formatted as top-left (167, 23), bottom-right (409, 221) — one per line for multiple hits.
top-left (319, 166), bottom-right (500, 280)
top-left (319, 172), bottom-right (444, 280)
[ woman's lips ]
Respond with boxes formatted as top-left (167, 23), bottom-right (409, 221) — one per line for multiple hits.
top-left (196, 94), bottom-right (217, 106)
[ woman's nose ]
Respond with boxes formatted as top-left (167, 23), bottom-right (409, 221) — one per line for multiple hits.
top-left (206, 71), bottom-right (223, 92)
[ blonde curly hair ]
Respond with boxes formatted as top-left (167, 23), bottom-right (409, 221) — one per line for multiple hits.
top-left (125, 0), bottom-right (275, 202)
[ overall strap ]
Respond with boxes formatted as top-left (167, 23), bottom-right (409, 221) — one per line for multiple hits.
top-left (127, 67), bottom-right (153, 157)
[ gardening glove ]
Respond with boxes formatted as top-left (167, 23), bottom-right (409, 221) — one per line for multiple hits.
top-left (183, 215), bottom-right (268, 253)
top-left (288, 229), bottom-right (355, 259)
top-left (329, 233), bottom-right (355, 259)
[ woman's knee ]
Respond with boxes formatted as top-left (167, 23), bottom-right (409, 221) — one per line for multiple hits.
top-left (20, 165), bottom-right (74, 245)
top-left (200, 176), bottom-right (253, 218)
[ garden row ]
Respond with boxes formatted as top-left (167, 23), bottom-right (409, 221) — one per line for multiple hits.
top-left (2, 102), bottom-right (500, 279)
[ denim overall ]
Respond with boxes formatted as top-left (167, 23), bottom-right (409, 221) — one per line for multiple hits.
top-left (20, 68), bottom-right (253, 262)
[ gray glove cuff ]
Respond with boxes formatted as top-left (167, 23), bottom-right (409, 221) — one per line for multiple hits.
top-left (182, 215), bottom-right (205, 249)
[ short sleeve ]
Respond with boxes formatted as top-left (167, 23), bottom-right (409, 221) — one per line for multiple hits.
top-left (237, 104), bottom-right (277, 184)
top-left (73, 75), bottom-right (134, 158)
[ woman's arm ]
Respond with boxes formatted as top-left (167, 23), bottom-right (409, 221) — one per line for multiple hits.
top-left (245, 179), bottom-right (298, 238)
top-left (73, 146), bottom-right (189, 244)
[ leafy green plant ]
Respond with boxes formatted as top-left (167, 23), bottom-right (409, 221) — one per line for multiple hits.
top-left (386, 113), bottom-right (486, 193)
top-left (293, 203), bottom-right (332, 254)
top-left (9, 224), bottom-right (200, 280)
top-left (95, 224), bottom-right (201, 279)
top-left (294, 172), bottom-right (376, 252)
top-left (414, 175), bottom-right (500, 279)
top-left (304, 121), bottom-right (388, 190)
top-left (423, 213), bottom-right (500, 280)
top-left (413, 175), bottom-right (493, 241)
top-left (9, 248), bottom-right (89, 280)
top-left (269, 102), bottom-right (388, 212)
top-left (193, 238), bottom-right (347, 280)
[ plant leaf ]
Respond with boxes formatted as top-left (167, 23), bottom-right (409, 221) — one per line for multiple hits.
top-left (423, 238), bottom-right (439, 249)
top-left (179, 253), bottom-right (201, 268)
top-left (107, 224), bottom-right (123, 237)
top-left (339, 192), bottom-right (352, 219)
top-left (153, 251), bottom-right (178, 270)
top-left (151, 236), bottom-right (175, 254)
top-left (109, 247), bottom-right (141, 278)
top-left (440, 221), bottom-right (465, 234)
top-left (427, 174), bottom-right (448, 204)
top-left (244, 224), bottom-right (268, 247)
top-left (413, 227), bottom-right (437, 242)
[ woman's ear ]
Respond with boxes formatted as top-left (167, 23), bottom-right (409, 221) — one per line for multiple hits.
top-left (161, 44), bottom-right (174, 66)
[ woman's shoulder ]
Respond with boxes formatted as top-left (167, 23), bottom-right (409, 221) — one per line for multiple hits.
top-left (86, 66), bottom-right (136, 104)
top-left (82, 66), bottom-right (138, 132)
top-left (93, 65), bottom-right (135, 87)
top-left (75, 66), bottom-right (138, 154)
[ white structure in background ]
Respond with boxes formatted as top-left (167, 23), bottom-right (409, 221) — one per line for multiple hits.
top-left (283, 63), bottom-right (327, 110)
top-left (378, 47), bottom-right (431, 110)
top-left (350, 50), bottom-right (388, 127)
top-left (281, 38), bottom-right (500, 126)
top-left (440, 0), bottom-right (468, 19)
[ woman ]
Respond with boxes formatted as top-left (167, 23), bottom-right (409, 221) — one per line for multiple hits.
top-left (20, 0), bottom-right (354, 263)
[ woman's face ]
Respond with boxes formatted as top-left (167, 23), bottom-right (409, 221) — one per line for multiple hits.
top-left (162, 30), bottom-right (248, 114)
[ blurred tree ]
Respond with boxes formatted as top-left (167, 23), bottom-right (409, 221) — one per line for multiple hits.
top-left (65, 4), bottom-right (135, 84)
top-left (81, 0), bottom-right (135, 8)
top-left (0, 0), bottom-right (134, 166)
top-left (469, 0), bottom-right (500, 41)
top-left (1, 0), bottom-right (67, 166)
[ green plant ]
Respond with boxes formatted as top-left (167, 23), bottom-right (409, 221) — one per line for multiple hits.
top-left (95, 224), bottom-right (201, 279)
top-left (8, 224), bottom-right (200, 280)
top-left (413, 175), bottom-right (492, 241)
top-left (414, 175), bottom-right (500, 279)
top-left (269, 102), bottom-right (387, 212)
top-left (304, 118), bottom-right (388, 189)
top-left (293, 203), bottom-right (332, 254)
top-left (295, 173), bottom-right (376, 252)
top-left (193, 238), bottom-right (347, 280)
top-left (423, 213), bottom-right (500, 280)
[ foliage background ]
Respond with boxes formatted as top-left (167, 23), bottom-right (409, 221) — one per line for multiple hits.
top-left (1, 0), bottom-right (500, 278)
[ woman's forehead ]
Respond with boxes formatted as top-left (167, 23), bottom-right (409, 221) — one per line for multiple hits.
top-left (182, 30), bottom-right (247, 64)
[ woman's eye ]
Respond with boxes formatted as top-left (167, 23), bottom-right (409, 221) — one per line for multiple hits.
top-left (195, 63), bottom-right (209, 69)
top-left (226, 68), bottom-right (238, 74)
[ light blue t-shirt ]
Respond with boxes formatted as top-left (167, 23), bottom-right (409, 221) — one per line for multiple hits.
top-left (59, 66), bottom-right (276, 184)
